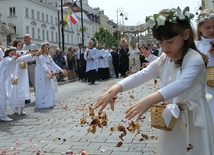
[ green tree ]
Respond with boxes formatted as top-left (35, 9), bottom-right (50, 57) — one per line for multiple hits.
top-left (91, 27), bottom-right (118, 47)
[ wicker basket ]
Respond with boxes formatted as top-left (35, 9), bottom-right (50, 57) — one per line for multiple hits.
top-left (150, 103), bottom-right (177, 131)
top-left (206, 66), bottom-right (214, 87)
top-left (19, 62), bottom-right (27, 69)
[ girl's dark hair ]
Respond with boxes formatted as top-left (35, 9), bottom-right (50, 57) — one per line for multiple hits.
top-left (13, 39), bottom-right (22, 47)
top-left (4, 48), bottom-right (11, 57)
top-left (152, 9), bottom-right (207, 67)
top-left (4, 47), bottom-right (16, 57)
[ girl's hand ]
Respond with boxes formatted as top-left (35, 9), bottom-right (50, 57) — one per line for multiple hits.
top-left (125, 100), bottom-right (151, 121)
top-left (140, 47), bottom-right (150, 58)
top-left (94, 84), bottom-right (122, 112)
top-left (14, 54), bottom-right (19, 60)
top-left (126, 92), bottom-right (164, 121)
top-left (61, 70), bottom-right (68, 76)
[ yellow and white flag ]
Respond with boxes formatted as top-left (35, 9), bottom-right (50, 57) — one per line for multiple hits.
top-left (65, 12), bottom-right (70, 22)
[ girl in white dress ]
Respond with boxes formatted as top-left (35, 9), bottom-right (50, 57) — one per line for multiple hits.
top-left (0, 47), bottom-right (35, 121)
top-left (195, 9), bottom-right (214, 122)
top-left (95, 7), bottom-right (214, 155)
top-left (35, 42), bottom-right (66, 109)
top-left (10, 40), bottom-right (30, 115)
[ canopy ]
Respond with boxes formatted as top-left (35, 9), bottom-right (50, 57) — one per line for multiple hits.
top-left (118, 23), bottom-right (148, 34)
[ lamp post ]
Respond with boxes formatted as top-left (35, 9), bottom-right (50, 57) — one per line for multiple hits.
top-left (57, 11), bottom-right (61, 49)
top-left (60, 0), bottom-right (65, 51)
top-left (116, 7), bottom-right (124, 46)
top-left (73, 0), bottom-right (84, 46)
top-left (121, 12), bottom-right (128, 25)
top-left (194, 1), bottom-right (204, 15)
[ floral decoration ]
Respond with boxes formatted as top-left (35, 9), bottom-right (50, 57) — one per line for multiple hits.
top-left (145, 7), bottom-right (194, 29)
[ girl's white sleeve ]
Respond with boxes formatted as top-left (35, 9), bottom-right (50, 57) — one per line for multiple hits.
top-left (16, 54), bottom-right (32, 63)
top-left (159, 60), bottom-right (204, 101)
top-left (118, 60), bottom-right (160, 91)
top-left (145, 53), bottom-right (158, 62)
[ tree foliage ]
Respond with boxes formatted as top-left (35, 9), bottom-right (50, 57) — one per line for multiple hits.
top-left (91, 27), bottom-right (118, 47)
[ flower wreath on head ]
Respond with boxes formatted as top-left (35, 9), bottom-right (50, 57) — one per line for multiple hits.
top-left (145, 7), bottom-right (194, 29)
top-left (196, 13), bottom-right (214, 25)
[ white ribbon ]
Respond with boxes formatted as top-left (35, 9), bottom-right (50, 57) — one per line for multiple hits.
top-left (162, 103), bottom-right (180, 127)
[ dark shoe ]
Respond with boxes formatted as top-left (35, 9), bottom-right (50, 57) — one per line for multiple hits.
top-left (25, 99), bottom-right (31, 104)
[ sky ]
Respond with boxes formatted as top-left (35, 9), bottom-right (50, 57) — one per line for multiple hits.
top-left (87, 0), bottom-right (202, 27)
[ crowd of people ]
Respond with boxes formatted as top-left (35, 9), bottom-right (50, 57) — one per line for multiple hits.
top-left (0, 32), bottom-right (161, 122)
top-left (0, 6), bottom-right (214, 155)
top-left (63, 39), bottom-right (162, 84)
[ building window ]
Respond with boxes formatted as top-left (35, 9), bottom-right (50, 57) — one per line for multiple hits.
top-left (77, 37), bottom-right (79, 44)
top-left (42, 29), bottom-right (45, 40)
top-left (46, 14), bottom-right (48, 23)
top-left (51, 16), bottom-right (53, 24)
top-left (71, 35), bottom-right (73, 44)
top-left (9, 7), bottom-right (16, 16)
top-left (42, 13), bottom-right (44, 21)
top-left (25, 8), bottom-right (29, 17)
top-left (32, 27), bottom-right (35, 39)
top-left (51, 31), bottom-right (54, 42)
top-left (37, 11), bottom-right (40, 20)
top-left (56, 32), bottom-right (58, 42)
top-left (67, 34), bottom-right (69, 43)
top-left (31, 10), bottom-right (34, 19)
top-left (55, 17), bottom-right (58, 25)
top-left (46, 30), bottom-right (49, 41)
top-left (38, 29), bottom-right (40, 40)
top-left (26, 26), bottom-right (29, 34)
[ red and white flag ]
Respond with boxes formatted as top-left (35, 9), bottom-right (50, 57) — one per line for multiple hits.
top-left (70, 13), bottom-right (79, 25)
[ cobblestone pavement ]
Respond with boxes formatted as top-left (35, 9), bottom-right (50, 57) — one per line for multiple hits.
top-left (0, 78), bottom-right (160, 155)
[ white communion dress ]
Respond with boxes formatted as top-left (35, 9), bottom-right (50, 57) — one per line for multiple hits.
top-left (35, 54), bottom-right (62, 108)
top-left (118, 49), bottom-right (214, 155)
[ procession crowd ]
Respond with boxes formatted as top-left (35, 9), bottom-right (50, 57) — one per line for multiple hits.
top-left (0, 32), bottom-right (160, 122)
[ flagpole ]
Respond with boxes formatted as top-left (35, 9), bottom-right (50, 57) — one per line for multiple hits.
top-left (57, 11), bottom-right (61, 49)
top-left (80, 0), bottom-right (84, 46)
top-left (61, 0), bottom-right (65, 51)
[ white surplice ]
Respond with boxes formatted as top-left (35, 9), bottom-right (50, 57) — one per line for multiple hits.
top-left (35, 54), bottom-right (62, 109)
top-left (196, 36), bottom-right (214, 122)
top-left (118, 49), bottom-right (214, 155)
top-left (0, 54), bottom-right (32, 117)
top-left (10, 50), bottom-right (30, 109)
top-left (97, 49), bottom-right (107, 68)
top-left (84, 48), bottom-right (98, 72)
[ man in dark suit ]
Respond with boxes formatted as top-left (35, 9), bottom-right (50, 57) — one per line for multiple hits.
top-left (111, 46), bottom-right (120, 78)
top-left (119, 43), bottom-right (129, 77)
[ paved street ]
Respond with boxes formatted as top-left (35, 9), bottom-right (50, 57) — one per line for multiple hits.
top-left (0, 78), bottom-right (159, 155)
